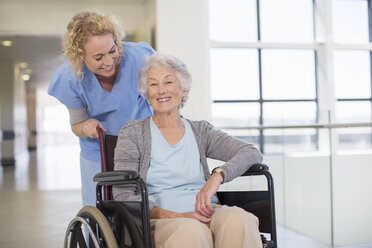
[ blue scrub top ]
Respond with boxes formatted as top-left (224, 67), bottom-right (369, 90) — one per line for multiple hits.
top-left (48, 42), bottom-right (154, 161)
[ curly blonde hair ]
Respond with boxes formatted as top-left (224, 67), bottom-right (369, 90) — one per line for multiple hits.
top-left (62, 11), bottom-right (125, 80)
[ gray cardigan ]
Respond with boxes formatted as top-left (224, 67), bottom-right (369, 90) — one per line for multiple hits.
top-left (112, 116), bottom-right (263, 211)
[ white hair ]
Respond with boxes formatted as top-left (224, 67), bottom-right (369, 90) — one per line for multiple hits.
top-left (138, 53), bottom-right (192, 108)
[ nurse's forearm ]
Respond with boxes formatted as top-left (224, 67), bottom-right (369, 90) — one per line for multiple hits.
top-left (71, 121), bottom-right (86, 137)
top-left (71, 119), bottom-right (103, 138)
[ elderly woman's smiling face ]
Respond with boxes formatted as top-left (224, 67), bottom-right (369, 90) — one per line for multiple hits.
top-left (146, 65), bottom-right (187, 115)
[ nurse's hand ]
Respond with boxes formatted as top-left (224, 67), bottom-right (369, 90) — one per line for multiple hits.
top-left (72, 119), bottom-right (106, 138)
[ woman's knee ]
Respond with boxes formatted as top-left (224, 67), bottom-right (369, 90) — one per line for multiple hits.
top-left (175, 219), bottom-right (212, 241)
top-left (211, 206), bottom-right (259, 229)
top-left (153, 218), bottom-right (212, 248)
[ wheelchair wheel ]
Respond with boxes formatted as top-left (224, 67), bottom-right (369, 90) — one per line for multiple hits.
top-left (64, 206), bottom-right (118, 248)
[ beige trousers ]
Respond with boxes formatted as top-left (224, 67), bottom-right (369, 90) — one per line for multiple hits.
top-left (150, 206), bottom-right (262, 248)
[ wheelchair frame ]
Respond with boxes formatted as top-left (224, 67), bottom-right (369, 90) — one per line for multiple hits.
top-left (64, 126), bottom-right (277, 248)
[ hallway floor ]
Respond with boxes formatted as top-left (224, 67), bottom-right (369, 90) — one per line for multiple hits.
top-left (0, 134), bottom-right (370, 248)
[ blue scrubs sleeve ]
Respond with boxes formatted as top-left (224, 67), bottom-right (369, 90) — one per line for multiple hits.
top-left (48, 63), bottom-right (85, 110)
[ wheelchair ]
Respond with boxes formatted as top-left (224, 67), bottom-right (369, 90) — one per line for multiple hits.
top-left (64, 127), bottom-right (277, 248)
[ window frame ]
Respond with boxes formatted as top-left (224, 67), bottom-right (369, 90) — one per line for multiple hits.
top-left (209, 0), bottom-right (372, 153)
top-left (209, 0), bottom-right (320, 153)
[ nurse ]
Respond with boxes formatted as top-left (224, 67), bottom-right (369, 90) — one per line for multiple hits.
top-left (48, 11), bottom-right (154, 207)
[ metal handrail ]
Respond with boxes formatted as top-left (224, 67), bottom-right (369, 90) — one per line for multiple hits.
top-left (219, 122), bottom-right (372, 130)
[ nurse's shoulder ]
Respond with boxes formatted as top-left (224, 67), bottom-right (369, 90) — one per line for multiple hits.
top-left (121, 41), bottom-right (155, 60)
top-left (48, 61), bottom-right (83, 108)
top-left (50, 62), bottom-right (79, 89)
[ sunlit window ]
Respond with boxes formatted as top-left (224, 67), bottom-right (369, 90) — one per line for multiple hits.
top-left (209, 0), bottom-right (372, 153)
top-left (212, 102), bottom-right (260, 127)
top-left (260, 0), bottom-right (314, 43)
top-left (42, 104), bottom-right (77, 146)
top-left (210, 48), bottom-right (259, 100)
top-left (209, 0), bottom-right (317, 153)
top-left (42, 105), bottom-right (70, 132)
top-left (263, 102), bottom-right (317, 125)
top-left (334, 50), bottom-right (371, 99)
top-left (333, 0), bottom-right (369, 44)
top-left (209, 0), bottom-right (257, 42)
top-left (261, 49), bottom-right (316, 100)
top-left (332, 0), bottom-right (372, 150)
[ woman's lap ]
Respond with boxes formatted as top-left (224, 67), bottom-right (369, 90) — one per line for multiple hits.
top-left (150, 205), bottom-right (261, 248)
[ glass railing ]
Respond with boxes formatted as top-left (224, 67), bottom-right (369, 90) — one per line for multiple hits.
top-left (217, 121), bottom-right (372, 247)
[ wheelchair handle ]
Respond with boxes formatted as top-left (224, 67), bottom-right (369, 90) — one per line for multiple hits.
top-left (97, 125), bottom-right (111, 201)
top-left (97, 125), bottom-right (108, 173)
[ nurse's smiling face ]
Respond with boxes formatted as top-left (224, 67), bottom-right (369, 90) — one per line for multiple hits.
top-left (83, 33), bottom-right (119, 78)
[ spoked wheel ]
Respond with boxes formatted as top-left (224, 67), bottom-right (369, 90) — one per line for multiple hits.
top-left (64, 206), bottom-right (118, 248)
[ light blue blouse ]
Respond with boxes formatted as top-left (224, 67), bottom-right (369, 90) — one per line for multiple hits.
top-left (48, 42), bottom-right (154, 161)
top-left (147, 118), bottom-right (219, 213)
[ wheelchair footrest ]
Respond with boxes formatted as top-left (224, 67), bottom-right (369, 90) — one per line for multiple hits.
top-left (261, 234), bottom-right (275, 248)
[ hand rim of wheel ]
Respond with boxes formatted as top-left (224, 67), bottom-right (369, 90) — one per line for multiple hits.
top-left (64, 206), bottom-right (118, 248)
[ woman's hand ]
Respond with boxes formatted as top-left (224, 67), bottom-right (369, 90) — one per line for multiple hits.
top-left (181, 212), bottom-right (211, 226)
top-left (150, 207), bottom-right (211, 226)
top-left (72, 118), bottom-right (106, 138)
top-left (195, 172), bottom-right (223, 218)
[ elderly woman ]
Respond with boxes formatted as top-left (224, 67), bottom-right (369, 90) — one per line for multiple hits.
top-left (113, 53), bottom-right (263, 248)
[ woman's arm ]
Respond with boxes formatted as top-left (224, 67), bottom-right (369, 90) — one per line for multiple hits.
top-left (200, 121), bottom-right (263, 183)
top-left (192, 120), bottom-right (263, 217)
top-left (195, 171), bottom-right (223, 218)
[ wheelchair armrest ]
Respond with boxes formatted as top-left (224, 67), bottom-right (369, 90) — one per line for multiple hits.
top-left (248, 163), bottom-right (269, 172)
top-left (93, 170), bottom-right (139, 183)
top-left (242, 163), bottom-right (269, 176)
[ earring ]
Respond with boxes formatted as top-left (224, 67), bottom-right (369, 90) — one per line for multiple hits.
top-left (181, 96), bottom-right (186, 102)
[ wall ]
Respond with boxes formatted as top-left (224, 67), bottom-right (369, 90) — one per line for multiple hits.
top-left (0, 0), bottom-right (145, 36)
top-left (13, 64), bottom-right (28, 157)
top-left (0, 0), bottom-right (149, 164)
top-left (333, 153), bottom-right (372, 245)
top-left (0, 59), bottom-right (15, 164)
top-left (0, 61), bottom-right (28, 164)
top-left (134, 0), bottom-right (156, 46)
top-left (155, 0), bottom-right (211, 121)
top-left (26, 88), bottom-right (37, 150)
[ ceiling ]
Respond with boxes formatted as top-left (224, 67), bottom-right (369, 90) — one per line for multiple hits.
top-left (0, 35), bottom-right (64, 89)
top-left (0, 0), bottom-right (149, 90)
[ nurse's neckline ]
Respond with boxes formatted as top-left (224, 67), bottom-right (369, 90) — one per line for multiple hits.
top-left (95, 63), bottom-right (120, 92)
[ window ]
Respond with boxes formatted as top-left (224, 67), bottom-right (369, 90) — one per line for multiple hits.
top-left (261, 49), bottom-right (316, 100)
top-left (260, 0), bottom-right (314, 43)
top-left (332, 0), bottom-right (369, 44)
top-left (209, 0), bottom-right (372, 153)
top-left (42, 104), bottom-right (78, 145)
top-left (332, 0), bottom-right (372, 150)
top-left (210, 48), bottom-right (259, 101)
top-left (209, 0), bottom-right (317, 153)
top-left (209, 0), bottom-right (257, 42)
